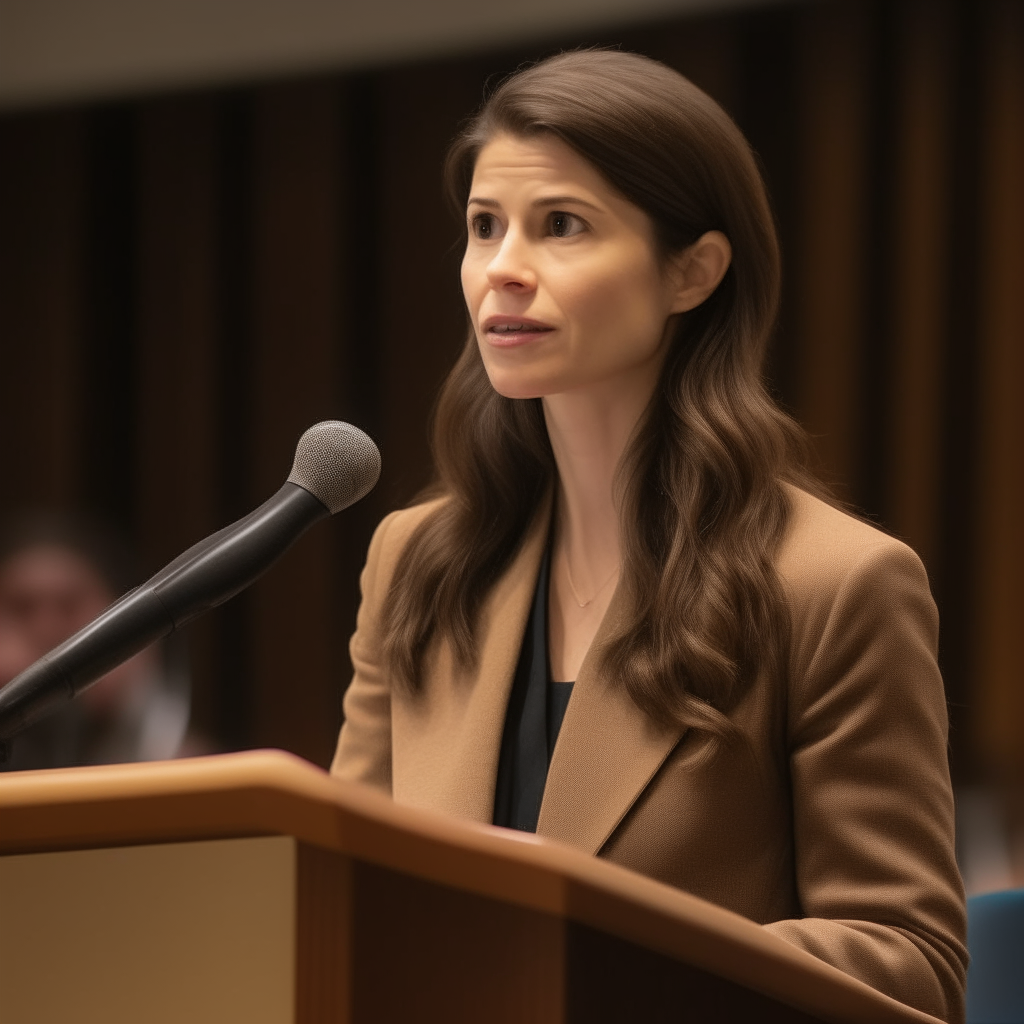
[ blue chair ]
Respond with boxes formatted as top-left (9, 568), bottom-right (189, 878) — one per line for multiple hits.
top-left (967, 887), bottom-right (1024, 1023)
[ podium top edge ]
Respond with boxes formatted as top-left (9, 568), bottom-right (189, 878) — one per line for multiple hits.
top-left (0, 750), bottom-right (942, 1024)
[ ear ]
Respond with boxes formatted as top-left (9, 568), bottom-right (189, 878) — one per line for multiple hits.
top-left (669, 230), bottom-right (732, 313)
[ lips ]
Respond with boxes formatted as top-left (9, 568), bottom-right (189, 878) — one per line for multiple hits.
top-left (490, 322), bottom-right (541, 334)
top-left (482, 315), bottom-right (555, 341)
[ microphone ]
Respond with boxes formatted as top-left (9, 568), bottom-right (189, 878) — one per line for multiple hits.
top-left (0, 421), bottom-right (380, 748)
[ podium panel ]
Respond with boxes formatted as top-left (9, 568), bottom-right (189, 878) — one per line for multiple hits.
top-left (0, 837), bottom-right (297, 1024)
top-left (0, 751), bottom-right (944, 1024)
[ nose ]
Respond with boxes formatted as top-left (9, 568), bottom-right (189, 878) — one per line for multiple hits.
top-left (485, 228), bottom-right (537, 292)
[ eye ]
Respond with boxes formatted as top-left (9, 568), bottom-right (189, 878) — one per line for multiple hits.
top-left (470, 213), bottom-right (499, 240)
top-left (548, 211), bottom-right (585, 238)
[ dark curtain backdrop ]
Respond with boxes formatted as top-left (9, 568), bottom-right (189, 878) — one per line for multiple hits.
top-left (0, 0), bottom-right (1021, 787)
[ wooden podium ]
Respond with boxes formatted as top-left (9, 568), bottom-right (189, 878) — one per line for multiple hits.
top-left (0, 750), bottom-right (942, 1024)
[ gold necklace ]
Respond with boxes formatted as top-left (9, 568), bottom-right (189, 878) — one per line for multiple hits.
top-left (564, 555), bottom-right (619, 609)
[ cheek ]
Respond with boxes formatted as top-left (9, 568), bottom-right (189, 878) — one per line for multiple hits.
top-left (561, 254), bottom-right (667, 347)
top-left (460, 256), bottom-right (484, 318)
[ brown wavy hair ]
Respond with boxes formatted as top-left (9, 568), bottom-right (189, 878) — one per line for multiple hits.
top-left (380, 49), bottom-right (826, 735)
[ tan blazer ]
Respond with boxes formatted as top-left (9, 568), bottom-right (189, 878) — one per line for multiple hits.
top-left (332, 485), bottom-right (968, 1023)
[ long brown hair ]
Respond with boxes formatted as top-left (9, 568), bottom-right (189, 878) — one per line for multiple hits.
top-left (381, 49), bottom-right (824, 734)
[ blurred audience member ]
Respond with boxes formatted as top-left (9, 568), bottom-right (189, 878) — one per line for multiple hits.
top-left (0, 512), bottom-right (198, 771)
top-left (957, 784), bottom-right (1024, 894)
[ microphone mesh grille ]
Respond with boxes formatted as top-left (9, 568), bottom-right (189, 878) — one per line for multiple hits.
top-left (287, 421), bottom-right (381, 514)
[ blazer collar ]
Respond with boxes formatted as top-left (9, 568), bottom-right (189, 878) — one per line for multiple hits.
top-left (400, 496), bottom-right (551, 823)
top-left (536, 578), bottom-right (686, 855)
top-left (454, 499), bottom-right (685, 856)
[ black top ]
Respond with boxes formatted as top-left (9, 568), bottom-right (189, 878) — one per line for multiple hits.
top-left (493, 546), bottom-right (574, 833)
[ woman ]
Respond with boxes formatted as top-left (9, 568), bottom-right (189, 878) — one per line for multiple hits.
top-left (332, 50), bottom-right (967, 1021)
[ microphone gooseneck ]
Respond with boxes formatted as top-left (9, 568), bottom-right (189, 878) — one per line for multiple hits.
top-left (0, 421), bottom-right (380, 747)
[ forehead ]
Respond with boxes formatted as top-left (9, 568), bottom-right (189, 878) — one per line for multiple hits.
top-left (469, 132), bottom-right (612, 201)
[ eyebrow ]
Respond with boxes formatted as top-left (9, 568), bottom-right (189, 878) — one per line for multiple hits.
top-left (467, 194), bottom-right (603, 213)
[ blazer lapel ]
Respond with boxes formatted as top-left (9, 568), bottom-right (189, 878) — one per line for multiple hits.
top-left (395, 495), bottom-right (685, 847)
top-left (536, 585), bottom-right (686, 855)
top-left (393, 499), bottom-right (550, 824)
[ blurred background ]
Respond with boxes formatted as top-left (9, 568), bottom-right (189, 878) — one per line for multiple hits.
top-left (0, 0), bottom-right (1020, 891)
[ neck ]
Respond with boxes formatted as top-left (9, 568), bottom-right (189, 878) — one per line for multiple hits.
top-left (543, 369), bottom-right (656, 588)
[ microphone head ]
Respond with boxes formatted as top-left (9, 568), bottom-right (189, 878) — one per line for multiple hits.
top-left (287, 421), bottom-right (381, 514)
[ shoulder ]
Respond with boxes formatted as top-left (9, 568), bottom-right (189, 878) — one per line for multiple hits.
top-left (777, 484), bottom-right (939, 674)
top-left (370, 498), bottom-right (446, 553)
top-left (361, 497), bottom-right (448, 586)
top-left (778, 484), bottom-right (930, 599)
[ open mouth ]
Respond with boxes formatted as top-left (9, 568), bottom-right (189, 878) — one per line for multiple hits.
top-left (483, 317), bottom-right (555, 341)
top-left (489, 322), bottom-right (551, 334)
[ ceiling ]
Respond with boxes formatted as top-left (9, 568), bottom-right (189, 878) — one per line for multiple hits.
top-left (0, 0), bottom-right (786, 110)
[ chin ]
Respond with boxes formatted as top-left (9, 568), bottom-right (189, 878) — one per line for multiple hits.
top-left (487, 374), bottom-right (569, 401)
top-left (482, 368), bottom-right (549, 401)
top-left (489, 382), bottom-right (545, 401)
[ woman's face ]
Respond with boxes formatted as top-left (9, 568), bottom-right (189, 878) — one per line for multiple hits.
top-left (461, 132), bottom-right (686, 401)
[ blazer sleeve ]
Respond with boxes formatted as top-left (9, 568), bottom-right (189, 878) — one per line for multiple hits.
top-left (764, 536), bottom-right (968, 1023)
top-left (329, 510), bottom-right (401, 792)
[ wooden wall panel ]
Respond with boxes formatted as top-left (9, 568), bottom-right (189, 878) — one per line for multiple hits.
top-left (134, 99), bottom-right (225, 737)
top-left (886, 2), bottom-right (952, 572)
top-left (374, 65), bottom-right (485, 511)
top-left (792, 3), bottom-right (870, 500)
top-left (0, 113), bottom-right (86, 509)
top-left (135, 99), bottom-right (221, 567)
top-left (975, 1), bottom-right (1024, 783)
top-left (247, 82), bottom-right (347, 763)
